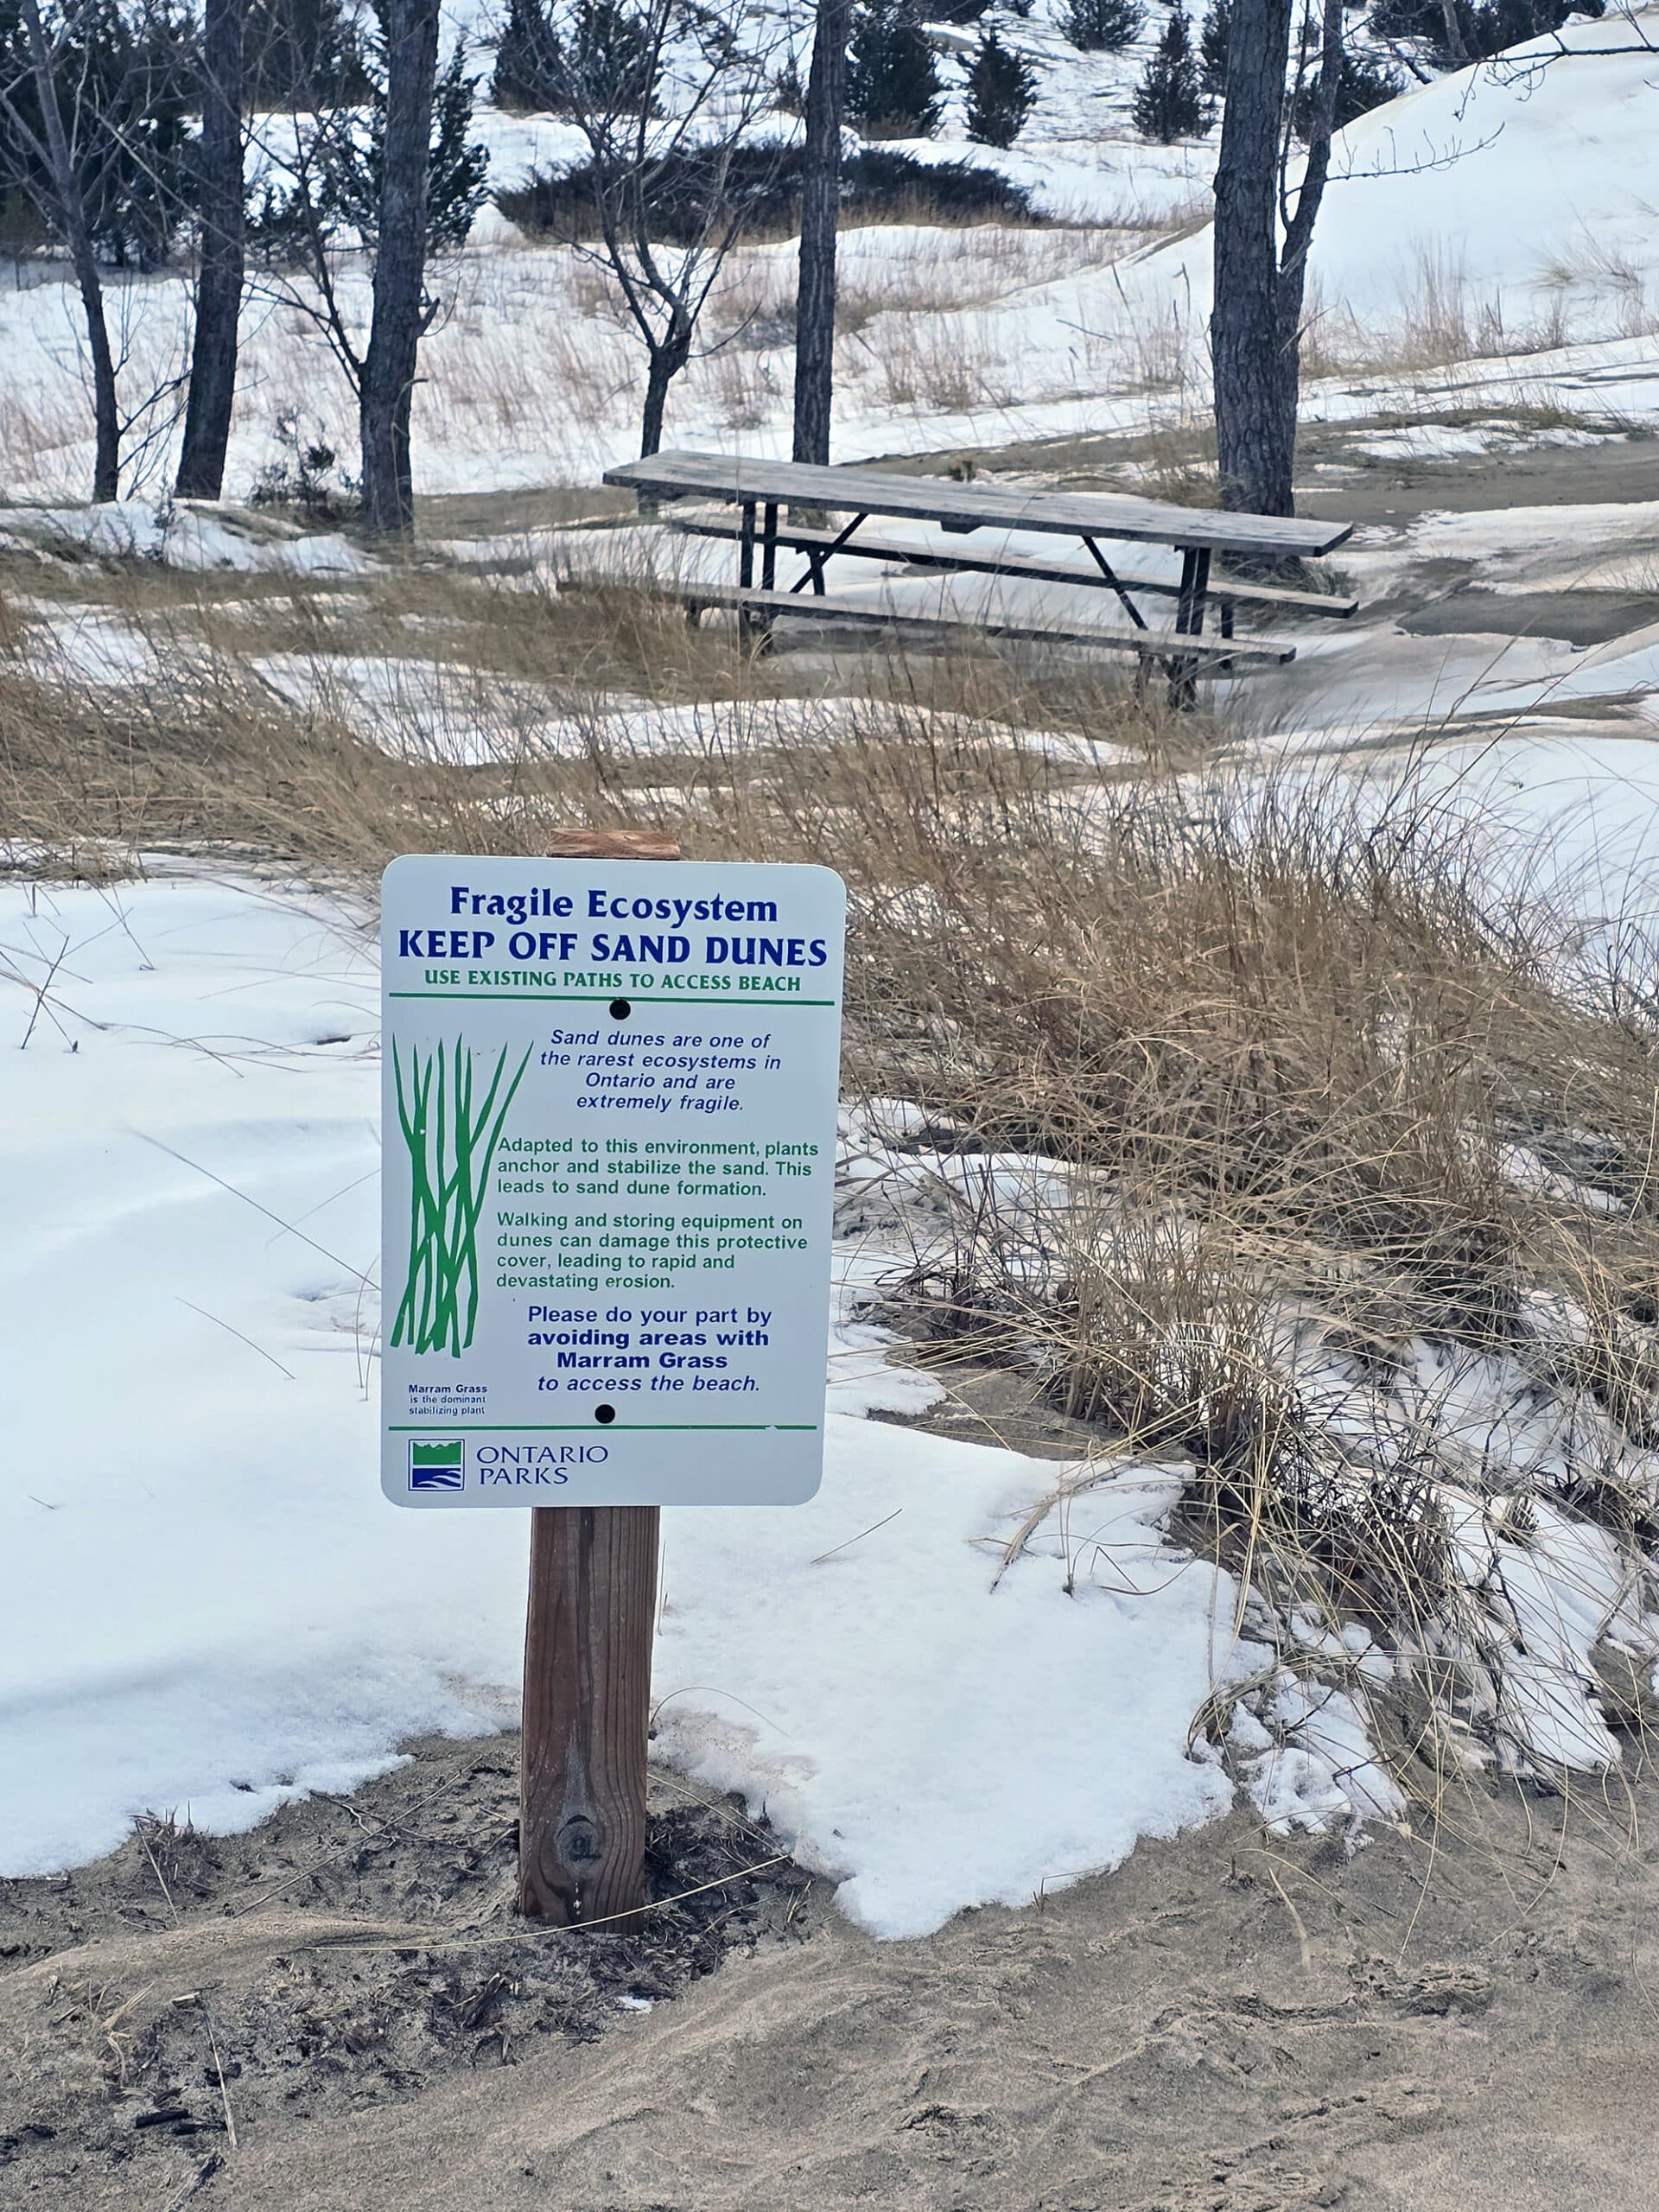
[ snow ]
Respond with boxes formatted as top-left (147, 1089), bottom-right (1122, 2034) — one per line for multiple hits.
top-left (251, 652), bottom-right (561, 763)
top-left (0, 870), bottom-right (1245, 1933)
top-left (0, 500), bottom-right (371, 575)
top-left (655, 1443), bottom-right (1236, 1937)
top-left (1239, 1678), bottom-right (1406, 1836)
top-left (20, 605), bottom-right (157, 686)
top-left (1134, 7), bottom-right (1659, 360)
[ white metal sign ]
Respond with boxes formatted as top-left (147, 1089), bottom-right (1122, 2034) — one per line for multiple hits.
top-left (380, 855), bottom-right (846, 1507)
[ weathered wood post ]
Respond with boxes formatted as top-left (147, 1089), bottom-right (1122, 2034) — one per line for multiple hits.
top-left (519, 1489), bottom-right (659, 1924)
top-left (518, 827), bottom-right (679, 1929)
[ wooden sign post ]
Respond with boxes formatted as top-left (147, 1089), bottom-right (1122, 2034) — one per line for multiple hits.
top-left (378, 833), bottom-right (843, 1934)
top-left (520, 828), bottom-right (677, 1928)
top-left (518, 1484), bottom-right (658, 1923)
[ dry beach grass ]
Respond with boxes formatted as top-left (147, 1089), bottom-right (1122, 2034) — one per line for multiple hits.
top-left (8, 449), bottom-right (1659, 2204)
top-left (7, 544), bottom-right (1659, 1837)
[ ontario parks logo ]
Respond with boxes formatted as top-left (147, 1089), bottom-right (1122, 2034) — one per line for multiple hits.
top-left (408, 1438), bottom-right (465, 1492)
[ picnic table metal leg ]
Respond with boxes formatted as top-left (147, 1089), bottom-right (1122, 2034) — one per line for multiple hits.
top-left (790, 511), bottom-right (869, 598)
top-left (1080, 537), bottom-right (1147, 630)
top-left (755, 502), bottom-right (779, 648)
top-left (1168, 546), bottom-right (1211, 710)
top-left (737, 500), bottom-right (757, 652)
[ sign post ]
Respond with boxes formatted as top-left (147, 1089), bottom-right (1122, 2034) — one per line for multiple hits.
top-left (380, 834), bottom-right (846, 1925)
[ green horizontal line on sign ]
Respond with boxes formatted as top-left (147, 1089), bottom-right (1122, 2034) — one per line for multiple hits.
top-left (388, 991), bottom-right (836, 1005)
top-left (387, 1423), bottom-right (820, 1433)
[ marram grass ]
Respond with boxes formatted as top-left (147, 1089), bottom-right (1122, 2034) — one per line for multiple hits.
top-left (391, 1036), bottom-right (532, 1356)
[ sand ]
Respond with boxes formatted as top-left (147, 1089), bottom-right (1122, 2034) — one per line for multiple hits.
top-left (6, 1726), bottom-right (1659, 2212)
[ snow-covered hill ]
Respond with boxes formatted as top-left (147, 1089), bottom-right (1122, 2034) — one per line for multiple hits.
top-left (1130, 5), bottom-right (1659, 356)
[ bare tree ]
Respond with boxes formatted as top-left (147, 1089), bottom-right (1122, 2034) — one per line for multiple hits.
top-left (245, 11), bottom-right (485, 536)
top-left (3, 0), bottom-right (121, 494)
top-left (791, 0), bottom-right (848, 467)
top-left (519, 0), bottom-right (787, 458)
top-left (1210, 0), bottom-right (1341, 519)
top-left (175, 0), bottom-right (244, 496)
top-left (0, 0), bottom-right (194, 499)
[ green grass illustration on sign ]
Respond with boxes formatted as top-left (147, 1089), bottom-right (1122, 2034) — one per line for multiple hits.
top-left (391, 1035), bottom-right (532, 1356)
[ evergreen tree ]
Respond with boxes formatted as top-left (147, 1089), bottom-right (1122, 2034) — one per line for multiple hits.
top-left (493, 0), bottom-right (655, 118)
top-left (846, 2), bottom-right (941, 136)
top-left (423, 40), bottom-right (493, 245)
top-left (1369, 0), bottom-right (1572, 60)
top-left (1131, 4), bottom-right (1208, 141)
top-left (321, 37), bottom-right (489, 245)
top-left (1290, 46), bottom-right (1402, 137)
top-left (964, 23), bottom-right (1035, 147)
top-left (1198, 0), bottom-right (1228, 95)
top-left (243, 0), bottom-right (369, 109)
top-left (249, 34), bottom-right (488, 257)
top-left (1058, 0), bottom-right (1141, 53)
top-left (562, 0), bottom-right (654, 112)
top-left (490, 0), bottom-right (546, 109)
top-left (0, 0), bottom-right (197, 268)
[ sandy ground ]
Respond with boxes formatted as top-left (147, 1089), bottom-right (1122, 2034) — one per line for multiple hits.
top-left (6, 1729), bottom-right (1659, 2212)
top-left (891, 419), bottom-right (1659, 528)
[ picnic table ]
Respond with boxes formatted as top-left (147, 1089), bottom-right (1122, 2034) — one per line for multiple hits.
top-left (601, 450), bottom-right (1357, 705)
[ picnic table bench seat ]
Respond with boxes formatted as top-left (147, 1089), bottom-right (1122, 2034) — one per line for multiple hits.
top-left (557, 574), bottom-right (1300, 671)
top-left (664, 511), bottom-right (1360, 626)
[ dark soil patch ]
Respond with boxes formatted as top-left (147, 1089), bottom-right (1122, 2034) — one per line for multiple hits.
top-left (1398, 586), bottom-right (1659, 647)
top-left (414, 482), bottom-right (638, 541)
top-left (885, 418), bottom-right (1659, 529)
top-left (0, 1737), bottom-right (822, 2209)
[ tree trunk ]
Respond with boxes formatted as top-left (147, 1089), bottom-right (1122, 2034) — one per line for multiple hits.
top-left (1210, 0), bottom-right (1294, 517)
top-left (1439, 0), bottom-right (1467, 62)
top-left (791, 0), bottom-right (849, 467)
top-left (359, 0), bottom-right (441, 537)
top-left (639, 354), bottom-right (671, 459)
top-left (73, 240), bottom-right (120, 502)
top-left (175, 0), bottom-right (245, 499)
top-left (18, 0), bottom-right (120, 500)
top-left (1273, 0), bottom-right (1342, 497)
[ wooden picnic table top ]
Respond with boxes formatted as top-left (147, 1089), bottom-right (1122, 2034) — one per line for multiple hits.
top-left (603, 450), bottom-right (1355, 561)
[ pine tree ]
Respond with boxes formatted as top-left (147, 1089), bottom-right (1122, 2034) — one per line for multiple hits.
top-left (563, 0), bottom-right (654, 113)
top-left (1198, 0), bottom-right (1228, 95)
top-left (491, 0), bottom-right (548, 110)
top-left (1058, 0), bottom-right (1141, 54)
top-left (1370, 0), bottom-right (1571, 63)
top-left (964, 24), bottom-right (1035, 147)
top-left (251, 33), bottom-right (488, 257)
top-left (1131, 5), bottom-right (1209, 141)
top-left (322, 38), bottom-right (489, 246)
top-left (0, 0), bottom-right (197, 269)
top-left (1290, 48), bottom-right (1402, 138)
top-left (244, 0), bottom-right (371, 109)
top-left (490, 0), bottom-right (655, 118)
top-left (846, 1), bottom-right (941, 136)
